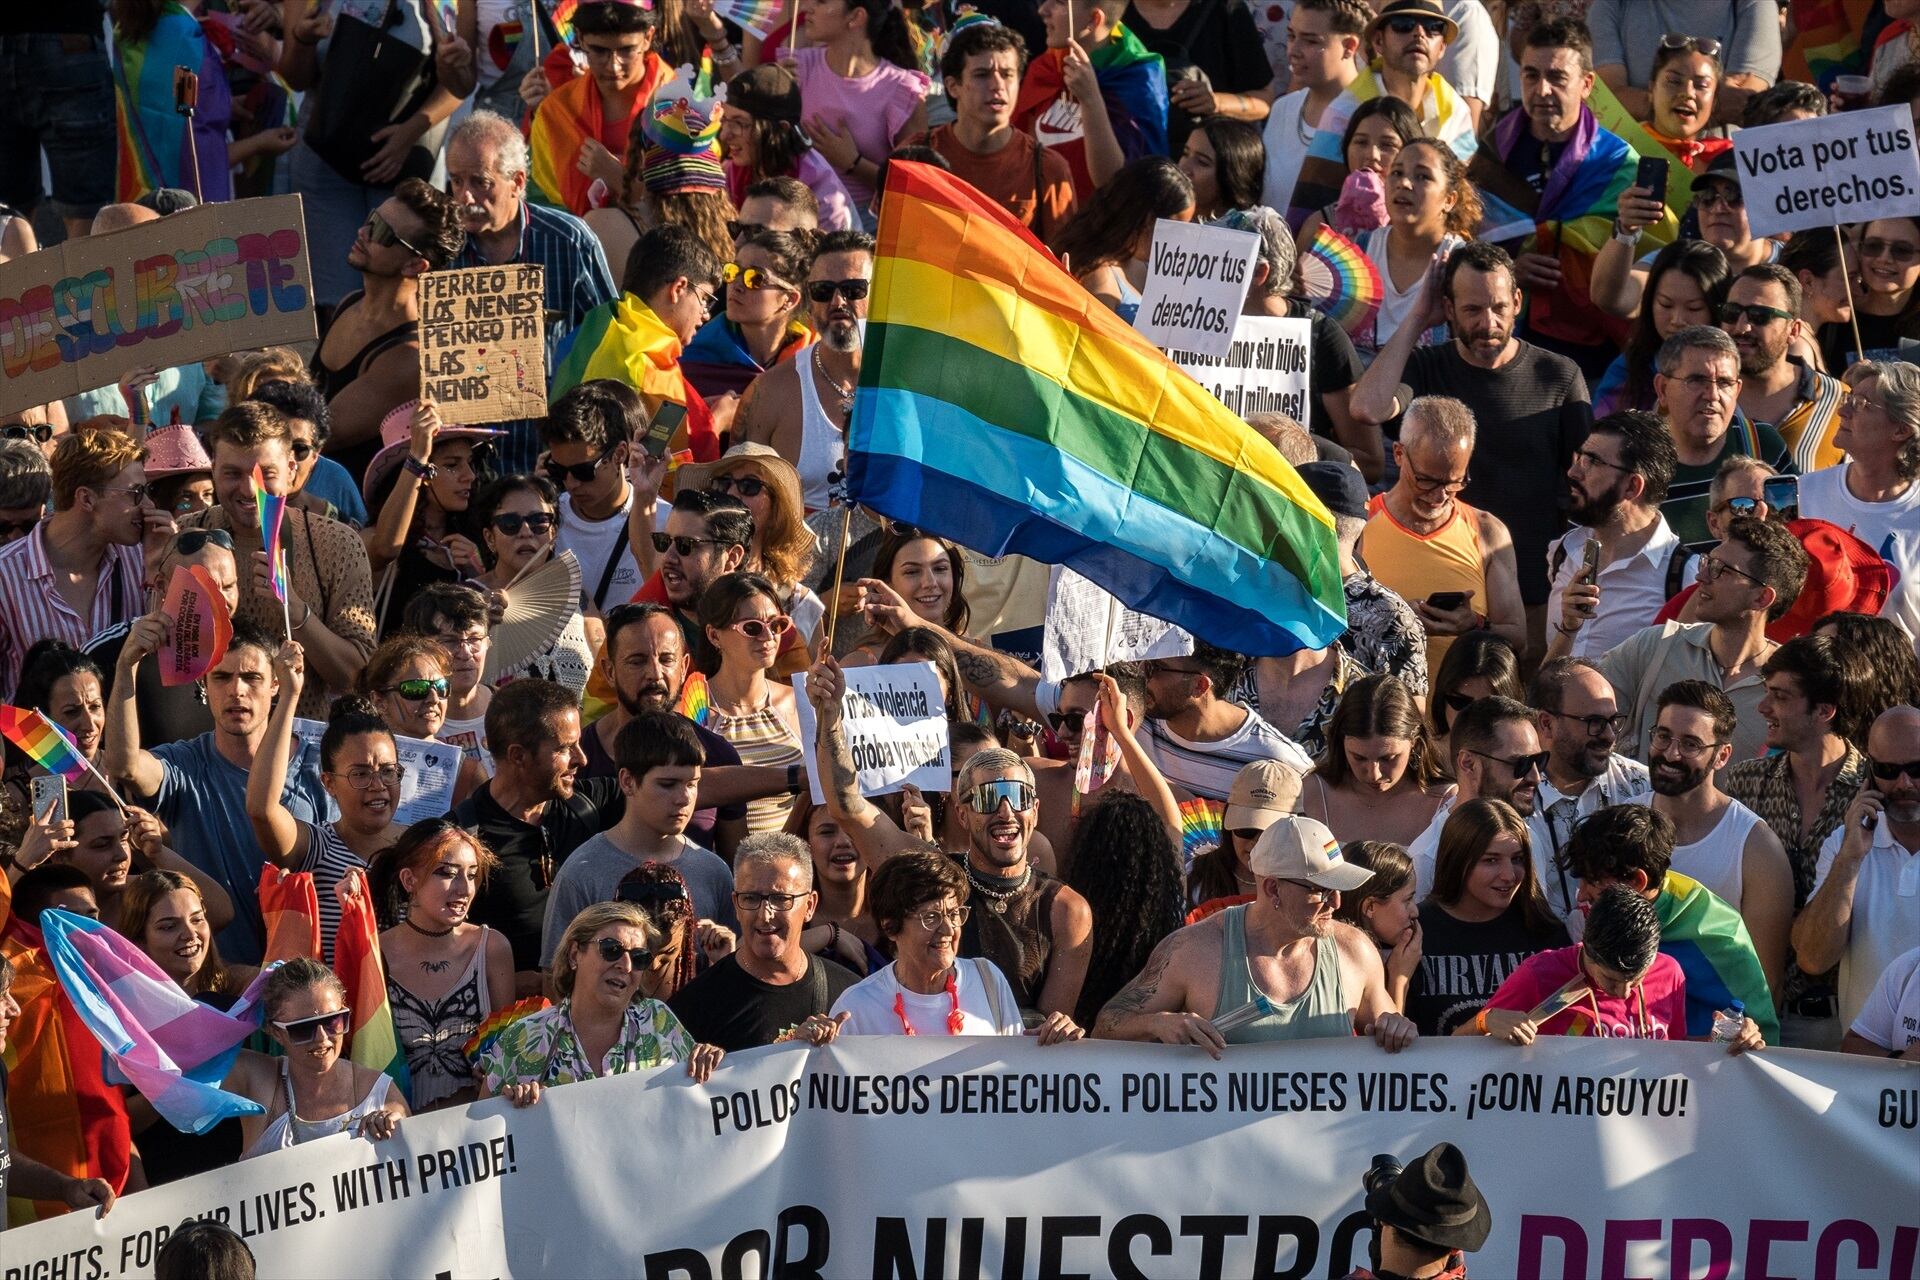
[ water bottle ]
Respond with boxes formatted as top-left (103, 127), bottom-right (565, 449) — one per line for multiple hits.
top-left (1711, 1000), bottom-right (1746, 1043)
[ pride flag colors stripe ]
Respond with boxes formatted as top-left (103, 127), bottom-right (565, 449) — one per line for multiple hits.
top-left (847, 162), bottom-right (1345, 656)
top-left (0, 706), bottom-right (90, 783)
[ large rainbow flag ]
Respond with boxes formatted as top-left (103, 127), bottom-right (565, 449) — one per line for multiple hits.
top-left (847, 162), bottom-right (1346, 657)
top-left (529, 52), bottom-right (669, 213)
top-left (551, 294), bottom-right (721, 461)
top-left (1657, 870), bottom-right (1782, 1045)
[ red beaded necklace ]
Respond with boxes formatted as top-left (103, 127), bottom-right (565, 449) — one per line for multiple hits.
top-left (893, 969), bottom-right (965, 1035)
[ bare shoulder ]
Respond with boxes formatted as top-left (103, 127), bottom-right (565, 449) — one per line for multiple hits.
top-left (1329, 920), bottom-right (1386, 974)
top-left (1050, 879), bottom-right (1093, 932)
top-left (1474, 506), bottom-right (1515, 551)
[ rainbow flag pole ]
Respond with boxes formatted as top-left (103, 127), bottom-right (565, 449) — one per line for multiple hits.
top-left (0, 706), bottom-right (128, 810)
top-left (253, 464), bottom-right (292, 639)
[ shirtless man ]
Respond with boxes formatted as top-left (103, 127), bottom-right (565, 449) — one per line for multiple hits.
top-left (1094, 815), bottom-right (1418, 1056)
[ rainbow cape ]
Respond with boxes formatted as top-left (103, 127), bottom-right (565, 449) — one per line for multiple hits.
top-left (111, 4), bottom-right (233, 202)
top-left (0, 706), bottom-right (90, 782)
top-left (1656, 870), bottom-right (1781, 1044)
top-left (529, 52), bottom-right (669, 213)
top-left (1288, 63), bottom-right (1477, 231)
top-left (1013, 24), bottom-right (1168, 202)
top-left (333, 871), bottom-right (411, 1101)
top-left (1471, 103), bottom-right (1677, 350)
top-left (551, 294), bottom-right (720, 460)
top-left (40, 909), bottom-right (272, 1136)
top-left (848, 162), bottom-right (1345, 656)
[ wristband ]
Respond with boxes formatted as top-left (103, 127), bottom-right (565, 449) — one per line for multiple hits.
top-left (404, 455), bottom-right (436, 480)
top-left (1611, 219), bottom-right (1641, 246)
top-left (785, 763), bottom-right (804, 794)
top-left (827, 921), bottom-right (841, 951)
top-left (1473, 1007), bottom-right (1489, 1035)
top-left (1554, 620), bottom-right (1579, 636)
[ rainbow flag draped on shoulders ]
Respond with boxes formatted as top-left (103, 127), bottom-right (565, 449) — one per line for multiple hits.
top-left (848, 162), bottom-right (1345, 657)
top-left (551, 294), bottom-right (720, 461)
top-left (111, 3), bottom-right (234, 202)
top-left (1656, 870), bottom-right (1781, 1045)
top-left (1287, 64), bottom-right (1477, 231)
top-left (529, 52), bottom-right (669, 213)
top-left (1013, 24), bottom-right (1168, 204)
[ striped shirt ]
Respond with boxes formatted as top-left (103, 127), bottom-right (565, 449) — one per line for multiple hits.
top-left (453, 202), bottom-right (619, 475)
top-left (301, 820), bottom-right (369, 968)
top-left (1764, 360), bottom-right (1847, 475)
top-left (0, 523), bottom-right (145, 700)
top-left (1142, 708), bottom-right (1313, 805)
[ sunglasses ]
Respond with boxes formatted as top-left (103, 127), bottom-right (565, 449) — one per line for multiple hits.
top-left (709, 474), bottom-right (766, 498)
top-left (288, 439), bottom-right (319, 462)
top-left (807, 278), bottom-right (870, 304)
top-left (727, 615), bottom-right (792, 640)
top-left (1694, 186), bottom-right (1744, 210)
top-left (1228, 828), bottom-right (1265, 843)
top-left (1720, 302), bottom-right (1794, 327)
top-left (1385, 14), bottom-right (1447, 37)
top-left (1045, 710), bottom-right (1087, 733)
top-left (1713, 496), bottom-right (1760, 516)
top-left (963, 778), bottom-right (1037, 813)
top-left (1469, 748), bottom-right (1550, 777)
top-left (492, 512), bottom-right (556, 536)
top-left (593, 937), bottom-right (654, 968)
top-left (1870, 758), bottom-right (1920, 781)
top-left (651, 531), bottom-right (734, 556)
top-left (172, 527), bottom-right (236, 555)
top-left (722, 262), bottom-right (791, 292)
top-left (1659, 32), bottom-right (1722, 58)
top-left (365, 210), bottom-right (428, 259)
top-left (273, 1008), bottom-right (352, 1044)
top-left (1549, 710), bottom-right (1630, 737)
top-left (384, 677), bottom-right (449, 702)
top-left (1442, 692), bottom-right (1477, 714)
top-left (727, 219), bottom-right (769, 241)
top-left (543, 448), bottom-right (615, 486)
top-left (1861, 237), bottom-right (1920, 265)
top-left (2, 423), bottom-right (51, 443)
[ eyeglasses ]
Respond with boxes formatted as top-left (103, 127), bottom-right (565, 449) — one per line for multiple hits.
top-left (1385, 15), bottom-right (1447, 37)
top-left (364, 210), bottom-right (428, 259)
top-left (909, 905), bottom-right (970, 931)
top-left (1143, 660), bottom-right (1207, 679)
top-left (434, 628), bottom-right (488, 652)
top-left (651, 531), bottom-right (733, 556)
top-left (1279, 878), bottom-right (1339, 903)
top-left (1861, 237), bottom-right (1920, 264)
top-left (1870, 757), bottom-right (1920, 781)
top-left (172, 528), bottom-right (236, 555)
top-left (272, 1008), bottom-right (352, 1044)
top-left (592, 936), bottom-right (654, 968)
top-left (1720, 302), bottom-right (1794, 327)
top-left (708, 474), bottom-right (766, 498)
top-left (1570, 447), bottom-right (1627, 473)
top-left (1649, 727), bottom-right (1719, 758)
top-left (1659, 33), bottom-right (1722, 58)
top-left (2, 424), bottom-right (51, 443)
top-left (722, 262), bottom-right (792, 292)
top-left (1407, 465), bottom-right (1470, 493)
top-left (89, 483), bottom-right (151, 504)
top-left (695, 285), bottom-right (721, 319)
top-left (333, 763), bottom-right (406, 790)
top-left (1843, 392), bottom-right (1888, 414)
top-left (727, 219), bottom-right (769, 241)
top-left (577, 39), bottom-right (648, 64)
top-left (734, 890), bottom-right (808, 915)
top-left (1693, 187), bottom-right (1744, 210)
top-left (1549, 710), bottom-right (1630, 737)
top-left (1700, 554), bottom-right (1764, 587)
top-left (1468, 748), bottom-right (1549, 777)
top-left (1711, 496), bottom-right (1760, 517)
top-left (289, 439), bottom-right (317, 462)
top-left (807, 278), bottom-right (870, 304)
top-left (727, 615), bottom-right (792, 640)
top-left (491, 512), bottom-right (555, 536)
top-left (1676, 373), bottom-right (1740, 395)
top-left (543, 448), bottom-right (615, 486)
top-left (962, 778), bottom-right (1037, 813)
top-left (383, 677), bottom-right (450, 701)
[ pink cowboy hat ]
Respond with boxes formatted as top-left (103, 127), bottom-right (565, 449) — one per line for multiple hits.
top-left (143, 424), bottom-right (212, 479)
top-left (362, 401), bottom-right (504, 503)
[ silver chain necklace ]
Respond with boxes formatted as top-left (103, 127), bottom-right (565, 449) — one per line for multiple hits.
top-left (967, 865), bottom-right (1033, 914)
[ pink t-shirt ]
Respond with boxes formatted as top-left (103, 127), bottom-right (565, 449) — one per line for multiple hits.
top-left (793, 46), bottom-right (928, 208)
top-left (1486, 946), bottom-right (1688, 1041)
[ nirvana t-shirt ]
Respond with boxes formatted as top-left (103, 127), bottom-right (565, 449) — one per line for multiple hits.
top-left (1403, 899), bottom-right (1569, 1036)
top-left (669, 954), bottom-right (858, 1051)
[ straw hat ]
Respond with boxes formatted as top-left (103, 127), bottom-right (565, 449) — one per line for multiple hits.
top-left (673, 441), bottom-right (804, 517)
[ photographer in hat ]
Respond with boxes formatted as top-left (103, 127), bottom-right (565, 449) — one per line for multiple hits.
top-left (1343, 1141), bottom-right (1491, 1280)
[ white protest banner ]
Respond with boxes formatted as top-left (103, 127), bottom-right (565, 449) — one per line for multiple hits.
top-left (7, 1038), bottom-right (1914, 1279)
top-left (789, 660), bottom-right (948, 805)
top-left (1168, 313), bottom-right (1314, 422)
top-left (289, 719), bottom-right (461, 825)
top-left (418, 264), bottom-right (547, 424)
top-left (0, 194), bottom-right (315, 416)
top-left (1736, 104), bottom-right (1920, 237)
top-left (1132, 219), bottom-right (1259, 358)
top-left (1041, 563), bottom-right (1193, 682)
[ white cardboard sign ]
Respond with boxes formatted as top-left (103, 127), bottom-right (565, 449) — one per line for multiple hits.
top-left (1735, 105), bottom-right (1920, 237)
top-left (1131, 219), bottom-right (1259, 358)
top-left (1040, 564), bottom-right (1194, 682)
top-left (290, 718), bottom-right (462, 826)
top-left (1168, 314), bottom-right (1314, 423)
top-left (789, 661), bottom-right (950, 805)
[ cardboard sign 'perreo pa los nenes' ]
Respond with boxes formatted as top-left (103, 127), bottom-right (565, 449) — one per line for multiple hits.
top-left (0, 194), bottom-right (316, 417)
top-left (1735, 105), bottom-right (1920, 237)
top-left (419, 264), bottom-right (547, 424)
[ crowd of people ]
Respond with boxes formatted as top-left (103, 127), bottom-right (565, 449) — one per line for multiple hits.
top-left (0, 0), bottom-right (1916, 1259)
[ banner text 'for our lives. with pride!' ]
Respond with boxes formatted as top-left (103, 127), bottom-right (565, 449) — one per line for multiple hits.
top-left (5, 1038), bottom-right (1914, 1280)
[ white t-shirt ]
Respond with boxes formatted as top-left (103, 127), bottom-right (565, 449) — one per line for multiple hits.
top-left (557, 491), bottom-right (643, 614)
top-left (1544, 519), bottom-right (1685, 661)
top-left (1812, 819), bottom-right (1920, 1029)
top-left (1849, 944), bottom-right (1920, 1053)
top-left (831, 959), bottom-right (1024, 1036)
top-left (1438, 0), bottom-right (1500, 104)
top-left (1143, 707), bottom-right (1313, 804)
top-left (1798, 463), bottom-right (1920, 649)
top-left (1260, 89), bottom-right (1313, 214)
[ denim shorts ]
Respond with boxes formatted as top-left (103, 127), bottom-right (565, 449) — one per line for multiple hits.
top-left (0, 33), bottom-right (117, 220)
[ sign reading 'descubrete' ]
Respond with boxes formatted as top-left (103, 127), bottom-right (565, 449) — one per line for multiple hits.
top-left (1133, 220), bottom-right (1258, 359)
top-left (419, 264), bottom-right (547, 425)
top-left (1735, 105), bottom-right (1920, 237)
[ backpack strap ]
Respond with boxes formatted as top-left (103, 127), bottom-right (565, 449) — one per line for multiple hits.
top-left (973, 956), bottom-right (1008, 1032)
top-left (1664, 542), bottom-right (1691, 600)
top-left (807, 954), bottom-right (830, 1016)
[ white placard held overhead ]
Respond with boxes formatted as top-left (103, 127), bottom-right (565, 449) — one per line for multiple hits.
top-left (1041, 564), bottom-right (1194, 683)
top-left (1167, 314), bottom-right (1314, 422)
top-left (1132, 219), bottom-right (1259, 358)
top-left (789, 661), bottom-right (950, 805)
top-left (290, 719), bottom-right (462, 826)
top-left (1735, 105), bottom-right (1920, 237)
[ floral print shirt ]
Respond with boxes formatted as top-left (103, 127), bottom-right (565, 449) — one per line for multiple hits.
top-left (477, 998), bottom-right (693, 1093)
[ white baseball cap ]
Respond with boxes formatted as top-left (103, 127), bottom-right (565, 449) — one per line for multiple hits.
top-left (1247, 815), bottom-right (1372, 891)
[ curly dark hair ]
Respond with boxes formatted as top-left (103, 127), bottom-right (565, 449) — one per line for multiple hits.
top-left (1065, 791), bottom-right (1186, 1027)
top-left (615, 861), bottom-right (699, 1000)
top-left (391, 177), bottom-right (465, 271)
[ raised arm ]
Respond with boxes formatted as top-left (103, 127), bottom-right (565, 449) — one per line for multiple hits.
top-left (1093, 672), bottom-right (1182, 844)
top-left (1350, 258), bottom-right (1445, 426)
top-left (856, 579), bottom-right (1047, 719)
top-left (804, 656), bottom-right (920, 867)
top-left (245, 641), bottom-right (313, 870)
top-left (104, 612), bottom-right (171, 799)
top-left (1792, 793), bottom-right (1877, 977)
top-left (363, 401), bottom-right (438, 573)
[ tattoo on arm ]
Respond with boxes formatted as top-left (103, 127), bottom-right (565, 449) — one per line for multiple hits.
top-left (954, 648), bottom-right (1003, 693)
top-left (1096, 935), bottom-right (1177, 1031)
top-left (824, 715), bottom-right (864, 810)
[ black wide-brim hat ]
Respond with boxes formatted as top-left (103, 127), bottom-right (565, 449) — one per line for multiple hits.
top-left (1363, 1142), bottom-right (1493, 1253)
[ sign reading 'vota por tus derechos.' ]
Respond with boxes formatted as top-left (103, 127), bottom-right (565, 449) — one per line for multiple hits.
top-left (1133, 219), bottom-right (1259, 358)
top-left (1735, 105), bottom-right (1920, 237)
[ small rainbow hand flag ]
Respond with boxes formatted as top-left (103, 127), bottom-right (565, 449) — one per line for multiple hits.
top-left (252, 464), bottom-right (288, 602)
top-left (676, 670), bottom-right (713, 726)
top-left (0, 706), bottom-right (91, 783)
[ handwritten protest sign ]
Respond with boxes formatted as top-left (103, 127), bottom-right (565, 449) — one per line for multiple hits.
top-left (0, 194), bottom-right (314, 417)
top-left (158, 565), bottom-right (232, 687)
top-left (290, 719), bottom-right (462, 825)
top-left (419, 265), bottom-right (547, 424)
top-left (1168, 314), bottom-right (1313, 423)
top-left (789, 662), bottom-right (949, 805)
top-left (1133, 220), bottom-right (1258, 358)
top-left (1041, 564), bottom-right (1194, 683)
top-left (1736, 105), bottom-right (1920, 237)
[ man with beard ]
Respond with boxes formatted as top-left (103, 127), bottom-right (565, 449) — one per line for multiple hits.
top-left (1721, 264), bottom-right (1844, 476)
top-left (654, 490), bottom-right (753, 653)
top-left (1360, 397), bottom-right (1527, 674)
top-left (104, 619), bottom-right (327, 964)
top-left (1649, 680), bottom-right (1792, 994)
top-left (1407, 695), bottom-right (1544, 896)
top-left (456, 678), bottom-right (626, 992)
top-left (1094, 814), bottom-right (1417, 1053)
top-left (446, 111), bottom-right (617, 476)
top-left (1526, 660), bottom-right (1650, 927)
top-left (1545, 410), bottom-right (1683, 661)
top-left (1353, 242), bottom-right (1590, 651)
top-left (736, 230), bottom-right (874, 512)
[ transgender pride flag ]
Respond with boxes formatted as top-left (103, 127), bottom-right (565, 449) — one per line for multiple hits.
top-left (39, 909), bottom-right (271, 1135)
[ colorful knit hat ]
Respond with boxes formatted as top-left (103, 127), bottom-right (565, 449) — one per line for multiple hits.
top-left (642, 52), bottom-right (727, 196)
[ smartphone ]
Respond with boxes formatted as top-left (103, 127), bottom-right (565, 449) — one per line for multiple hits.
top-left (31, 775), bottom-right (66, 827)
top-left (1580, 538), bottom-right (1603, 585)
top-left (1425, 591), bottom-right (1471, 611)
top-left (1762, 474), bottom-right (1800, 524)
top-left (642, 402), bottom-right (687, 458)
top-left (172, 66), bottom-right (199, 115)
top-left (1635, 155), bottom-right (1670, 207)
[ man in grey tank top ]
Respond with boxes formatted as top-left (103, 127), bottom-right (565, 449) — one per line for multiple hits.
top-left (1093, 816), bottom-right (1419, 1053)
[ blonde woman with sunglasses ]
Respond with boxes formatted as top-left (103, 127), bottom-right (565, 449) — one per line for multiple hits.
top-left (696, 571), bottom-right (807, 832)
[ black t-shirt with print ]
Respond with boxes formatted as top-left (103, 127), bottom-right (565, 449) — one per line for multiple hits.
top-left (1404, 899), bottom-right (1568, 1036)
top-left (669, 954), bottom-right (858, 1052)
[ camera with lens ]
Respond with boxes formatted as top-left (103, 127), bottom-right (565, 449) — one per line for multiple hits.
top-left (1346, 1143), bottom-right (1488, 1280)
top-left (1362, 1154), bottom-right (1403, 1198)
